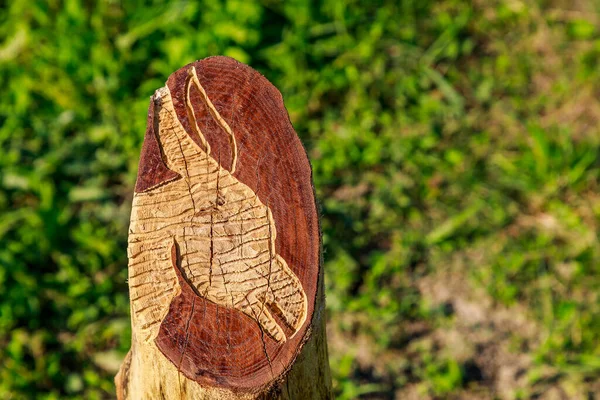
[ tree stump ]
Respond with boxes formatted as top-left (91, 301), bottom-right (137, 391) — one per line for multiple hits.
top-left (115, 56), bottom-right (331, 399)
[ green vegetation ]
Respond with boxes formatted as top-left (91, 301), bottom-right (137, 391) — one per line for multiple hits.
top-left (1, 0), bottom-right (599, 398)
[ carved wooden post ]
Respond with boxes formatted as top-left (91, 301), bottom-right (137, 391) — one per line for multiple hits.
top-left (116, 56), bottom-right (332, 399)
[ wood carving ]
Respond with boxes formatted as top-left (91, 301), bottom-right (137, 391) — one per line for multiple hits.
top-left (116, 56), bottom-right (331, 399)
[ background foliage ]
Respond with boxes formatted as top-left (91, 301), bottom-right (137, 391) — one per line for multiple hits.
top-left (1, 0), bottom-right (599, 398)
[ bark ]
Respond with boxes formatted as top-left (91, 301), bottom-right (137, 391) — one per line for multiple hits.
top-left (116, 56), bottom-right (332, 399)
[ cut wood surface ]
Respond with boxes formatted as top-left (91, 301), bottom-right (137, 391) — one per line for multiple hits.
top-left (116, 56), bottom-right (331, 399)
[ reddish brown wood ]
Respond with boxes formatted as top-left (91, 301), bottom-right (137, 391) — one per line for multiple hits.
top-left (147, 56), bottom-right (320, 392)
top-left (135, 99), bottom-right (181, 193)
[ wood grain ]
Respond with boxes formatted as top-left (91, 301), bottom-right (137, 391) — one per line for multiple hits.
top-left (117, 56), bottom-right (324, 397)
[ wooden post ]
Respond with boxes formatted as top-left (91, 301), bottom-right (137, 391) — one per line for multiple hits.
top-left (116, 56), bottom-right (332, 399)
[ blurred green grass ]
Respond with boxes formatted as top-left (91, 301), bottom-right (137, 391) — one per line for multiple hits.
top-left (1, 0), bottom-right (599, 399)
